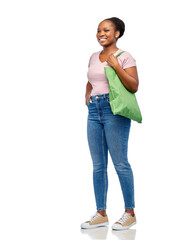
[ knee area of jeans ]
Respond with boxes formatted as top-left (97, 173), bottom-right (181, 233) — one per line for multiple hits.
top-left (114, 163), bottom-right (132, 174)
top-left (93, 164), bottom-right (107, 173)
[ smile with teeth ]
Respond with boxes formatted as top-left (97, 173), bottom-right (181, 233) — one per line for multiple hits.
top-left (99, 38), bottom-right (107, 42)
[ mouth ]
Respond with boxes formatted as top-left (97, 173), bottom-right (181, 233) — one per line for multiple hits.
top-left (99, 38), bottom-right (107, 42)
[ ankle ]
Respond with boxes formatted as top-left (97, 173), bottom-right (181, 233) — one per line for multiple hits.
top-left (97, 210), bottom-right (106, 217)
top-left (125, 209), bottom-right (135, 217)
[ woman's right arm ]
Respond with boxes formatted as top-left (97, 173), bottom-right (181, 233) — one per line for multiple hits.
top-left (85, 81), bottom-right (92, 104)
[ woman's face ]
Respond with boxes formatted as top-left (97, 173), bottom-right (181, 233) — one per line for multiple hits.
top-left (96, 20), bottom-right (119, 47)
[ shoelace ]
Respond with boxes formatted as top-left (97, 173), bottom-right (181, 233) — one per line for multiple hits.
top-left (117, 213), bottom-right (130, 224)
top-left (90, 213), bottom-right (100, 222)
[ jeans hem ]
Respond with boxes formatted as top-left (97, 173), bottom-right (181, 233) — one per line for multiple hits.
top-left (97, 208), bottom-right (106, 211)
top-left (125, 206), bottom-right (135, 210)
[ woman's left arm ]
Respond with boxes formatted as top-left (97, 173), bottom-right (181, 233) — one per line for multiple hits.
top-left (106, 54), bottom-right (139, 93)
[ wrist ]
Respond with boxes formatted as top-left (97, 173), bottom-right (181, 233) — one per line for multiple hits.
top-left (85, 93), bottom-right (91, 98)
top-left (113, 63), bottom-right (121, 71)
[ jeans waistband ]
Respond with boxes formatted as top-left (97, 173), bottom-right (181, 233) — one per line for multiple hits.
top-left (90, 93), bottom-right (109, 101)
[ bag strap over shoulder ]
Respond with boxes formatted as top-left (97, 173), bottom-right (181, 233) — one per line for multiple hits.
top-left (115, 51), bottom-right (125, 58)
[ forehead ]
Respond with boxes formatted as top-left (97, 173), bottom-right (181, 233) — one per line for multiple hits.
top-left (97, 20), bottom-right (115, 29)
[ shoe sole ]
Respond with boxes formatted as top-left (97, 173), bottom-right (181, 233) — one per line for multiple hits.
top-left (81, 222), bottom-right (109, 229)
top-left (112, 221), bottom-right (136, 231)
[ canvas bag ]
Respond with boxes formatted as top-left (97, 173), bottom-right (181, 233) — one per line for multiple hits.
top-left (104, 51), bottom-right (142, 123)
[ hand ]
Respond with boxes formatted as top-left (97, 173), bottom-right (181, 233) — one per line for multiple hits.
top-left (85, 93), bottom-right (91, 105)
top-left (106, 54), bottom-right (120, 69)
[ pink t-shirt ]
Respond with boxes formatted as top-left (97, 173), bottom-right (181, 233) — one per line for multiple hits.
top-left (87, 49), bottom-right (136, 96)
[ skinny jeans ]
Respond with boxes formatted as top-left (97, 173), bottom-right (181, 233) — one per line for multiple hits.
top-left (87, 93), bottom-right (135, 211)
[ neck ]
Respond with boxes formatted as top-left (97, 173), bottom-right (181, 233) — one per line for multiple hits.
top-left (102, 44), bottom-right (119, 55)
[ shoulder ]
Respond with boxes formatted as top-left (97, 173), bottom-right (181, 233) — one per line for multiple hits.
top-left (117, 50), bottom-right (136, 68)
top-left (88, 51), bottom-right (101, 67)
top-left (119, 50), bottom-right (136, 62)
top-left (89, 51), bottom-right (101, 59)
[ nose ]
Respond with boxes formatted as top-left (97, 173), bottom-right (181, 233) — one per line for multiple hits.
top-left (98, 30), bottom-right (105, 37)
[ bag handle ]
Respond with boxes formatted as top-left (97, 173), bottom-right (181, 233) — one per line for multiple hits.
top-left (115, 51), bottom-right (125, 58)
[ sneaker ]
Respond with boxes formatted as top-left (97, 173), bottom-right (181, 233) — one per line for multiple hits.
top-left (112, 212), bottom-right (136, 231)
top-left (81, 212), bottom-right (109, 229)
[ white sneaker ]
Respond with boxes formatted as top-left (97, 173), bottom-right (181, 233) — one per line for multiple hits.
top-left (81, 212), bottom-right (109, 229)
top-left (112, 212), bottom-right (136, 231)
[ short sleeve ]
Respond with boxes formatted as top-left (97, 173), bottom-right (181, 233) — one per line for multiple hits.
top-left (88, 56), bottom-right (92, 68)
top-left (88, 53), bottom-right (95, 68)
top-left (119, 51), bottom-right (136, 69)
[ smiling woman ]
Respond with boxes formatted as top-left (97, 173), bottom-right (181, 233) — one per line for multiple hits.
top-left (97, 17), bottom-right (124, 45)
top-left (81, 17), bottom-right (139, 231)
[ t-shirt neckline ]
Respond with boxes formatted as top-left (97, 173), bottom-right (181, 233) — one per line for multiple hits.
top-left (98, 49), bottom-right (121, 63)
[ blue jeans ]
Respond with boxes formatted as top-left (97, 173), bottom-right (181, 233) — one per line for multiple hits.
top-left (87, 94), bottom-right (135, 211)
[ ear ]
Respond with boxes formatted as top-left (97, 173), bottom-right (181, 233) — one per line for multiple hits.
top-left (115, 30), bottom-right (120, 39)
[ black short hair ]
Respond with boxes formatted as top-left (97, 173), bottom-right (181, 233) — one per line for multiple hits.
top-left (105, 17), bottom-right (125, 38)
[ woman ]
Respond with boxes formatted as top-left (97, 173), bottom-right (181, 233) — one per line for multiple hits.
top-left (81, 17), bottom-right (139, 231)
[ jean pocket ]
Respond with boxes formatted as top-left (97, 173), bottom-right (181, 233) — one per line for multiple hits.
top-left (105, 97), bottom-right (110, 103)
top-left (86, 99), bottom-right (93, 106)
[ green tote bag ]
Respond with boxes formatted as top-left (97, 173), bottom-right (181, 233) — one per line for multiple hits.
top-left (104, 51), bottom-right (142, 123)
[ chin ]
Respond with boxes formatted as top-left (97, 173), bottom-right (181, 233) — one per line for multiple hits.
top-left (99, 42), bottom-right (110, 47)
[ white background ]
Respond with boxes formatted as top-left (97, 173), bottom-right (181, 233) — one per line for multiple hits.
top-left (0, 0), bottom-right (196, 239)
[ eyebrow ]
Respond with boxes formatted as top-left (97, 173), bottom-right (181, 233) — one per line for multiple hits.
top-left (97, 27), bottom-right (111, 30)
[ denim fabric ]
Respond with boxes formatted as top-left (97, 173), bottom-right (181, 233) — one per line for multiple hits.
top-left (87, 94), bottom-right (135, 211)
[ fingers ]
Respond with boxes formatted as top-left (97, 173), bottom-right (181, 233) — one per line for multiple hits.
top-left (85, 96), bottom-right (91, 105)
top-left (106, 54), bottom-right (119, 68)
top-left (106, 54), bottom-right (115, 63)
